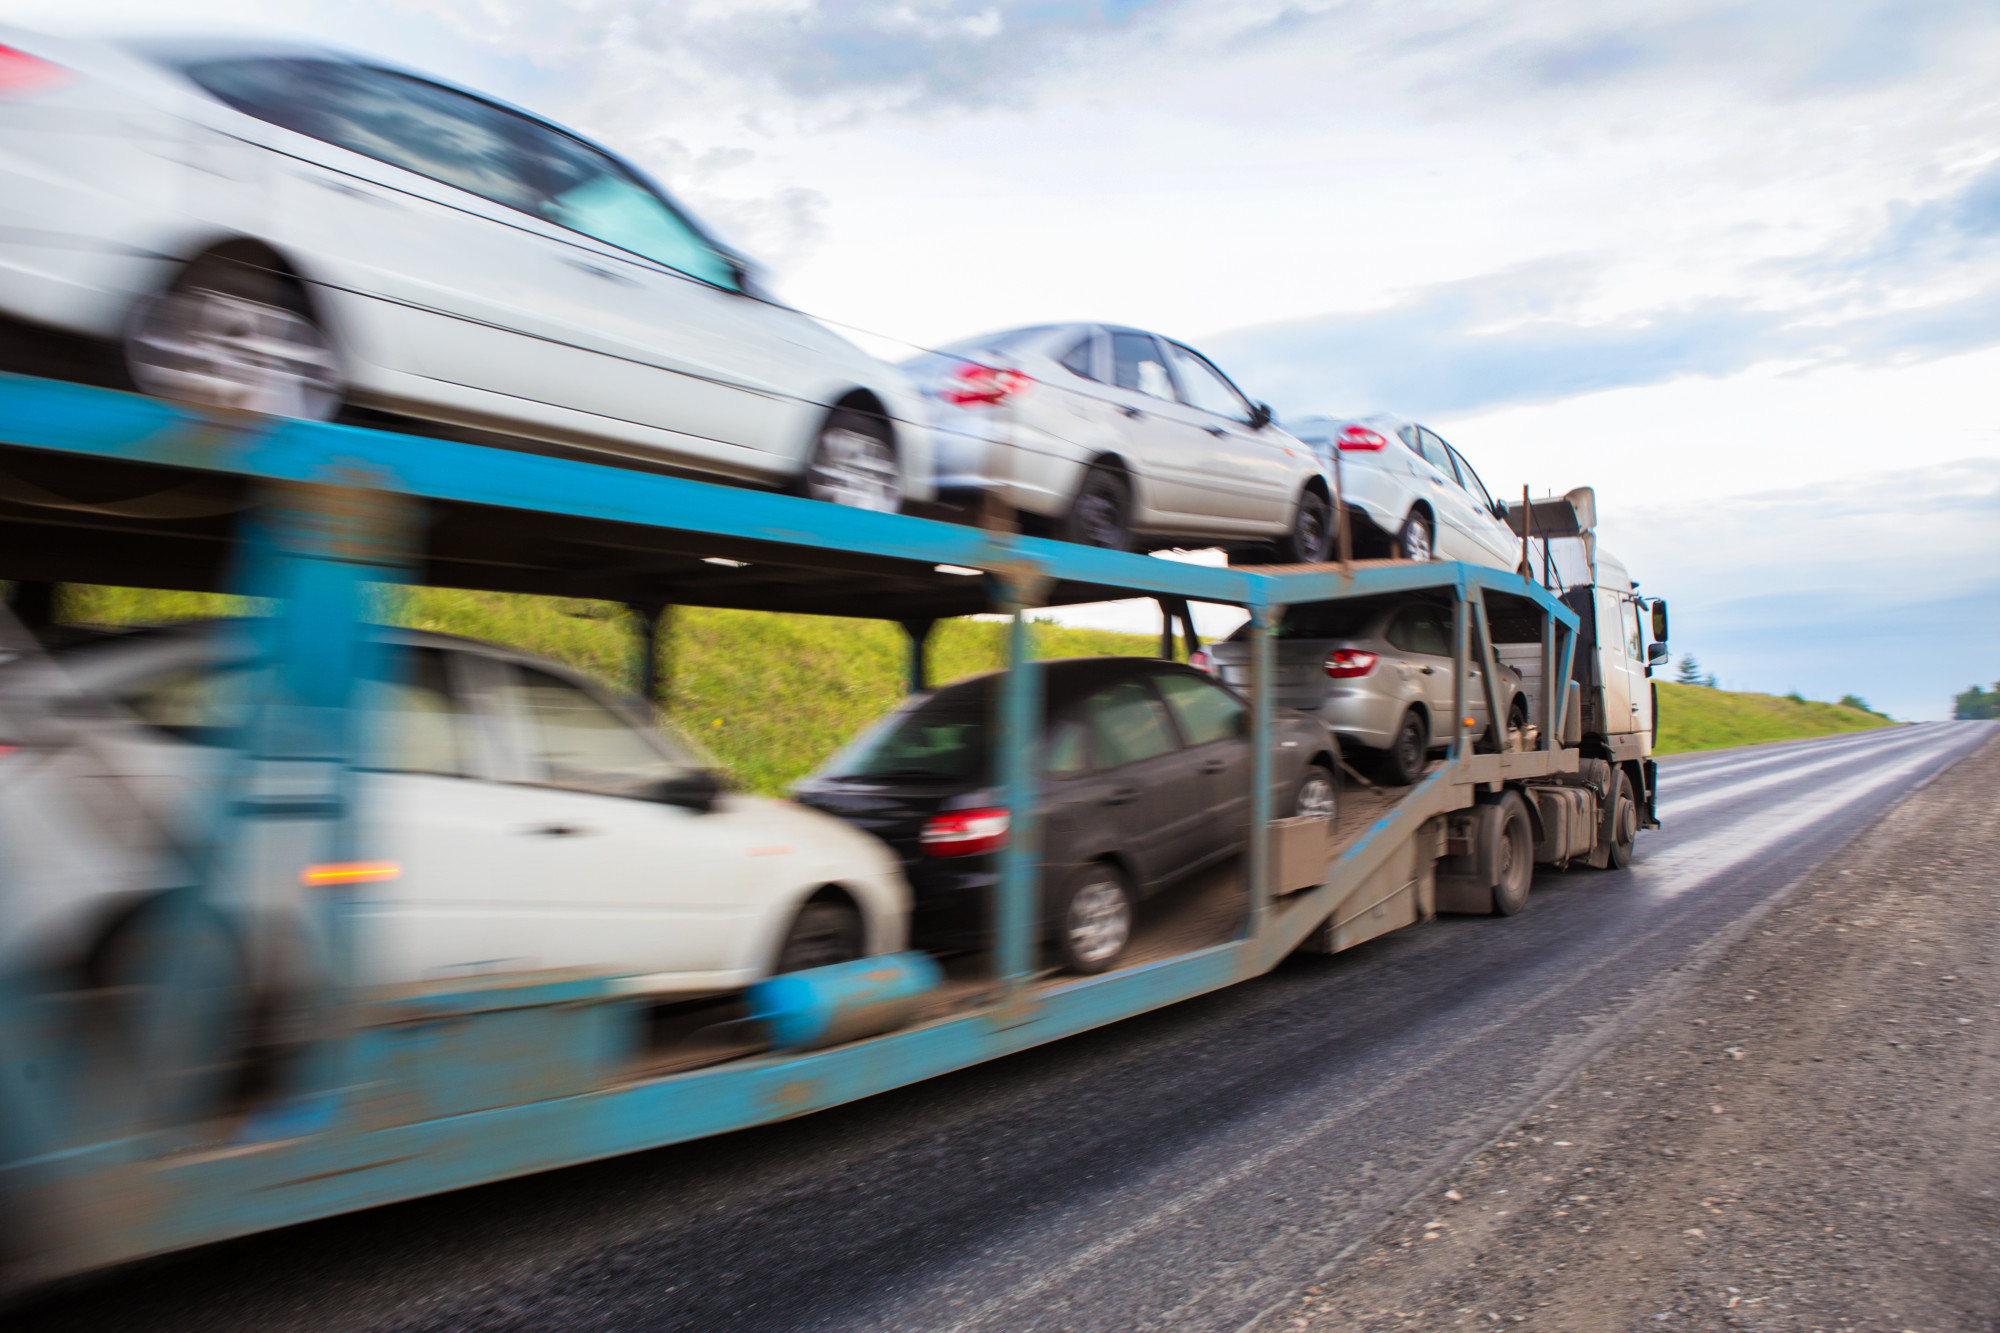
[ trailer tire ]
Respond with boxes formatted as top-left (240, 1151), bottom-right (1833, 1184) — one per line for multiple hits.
top-left (1489, 793), bottom-right (1535, 916)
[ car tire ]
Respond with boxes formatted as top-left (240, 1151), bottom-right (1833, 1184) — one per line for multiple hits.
top-left (1287, 762), bottom-right (1338, 821)
top-left (125, 256), bottom-right (342, 420)
top-left (1055, 862), bottom-right (1133, 974)
top-left (1506, 697), bottom-right (1530, 751)
top-left (803, 409), bottom-right (903, 512)
top-left (1276, 487), bottom-right (1335, 564)
top-left (1395, 509), bottom-right (1435, 562)
top-left (1063, 465), bottom-right (1133, 551)
top-left (1489, 793), bottom-right (1534, 916)
top-left (1381, 708), bottom-right (1428, 786)
top-left (774, 899), bottom-right (865, 973)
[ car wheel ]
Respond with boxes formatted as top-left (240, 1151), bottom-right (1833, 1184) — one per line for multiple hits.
top-left (1276, 487), bottom-right (1335, 564)
top-left (1381, 708), bottom-right (1428, 786)
top-left (1489, 793), bottom-right (1535, 916)
top-left (774, 900), bottom-right (864, 973)
top-left (804, 410), bottom-right (902, 512)
top-left (1506, 697), bottom-right (1530, 751)
top-left (125, 258), bottom-right (342, 420)
top-left (1056, 862), bottom-right (1133, 974)
top-left (1288, 763), bottom-right (1338, 821)
top-left (1063, 465), bottom-right (1133, 551)
top-left (1395, 509), bottom-right (1435, 562)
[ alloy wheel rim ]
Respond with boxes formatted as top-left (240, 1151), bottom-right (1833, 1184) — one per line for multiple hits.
top-left (1297, 494), bottom-right (1330, 559)
top-left (807, 427), bottom-right (902, 512)
top-left (1068, 877), bottom-right (1131, 965)
top-left (1403, 519), bottom-right (1432, 562)
top-left (1296, 773), bottom-right (1336, 819)
top-left (1075, 481), bottom-right (1124, 547)
top-left (128, 288), bottom-right (340, 419)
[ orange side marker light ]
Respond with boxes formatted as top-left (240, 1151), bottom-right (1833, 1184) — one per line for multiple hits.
top-left (302, 861), bottom-right (401, 886)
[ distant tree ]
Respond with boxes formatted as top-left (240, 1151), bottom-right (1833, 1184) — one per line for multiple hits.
top-left (1955, 682), bottom-right (2000, 720)
top-left (1784, 690), bottom-right (1807, 704)
top-left (1702, 672), bottom-right (1718, 689)
top-left (1838, 694), bottom-right (1881, 716)
top-left (1674, 654), bottom-right (1704, 685)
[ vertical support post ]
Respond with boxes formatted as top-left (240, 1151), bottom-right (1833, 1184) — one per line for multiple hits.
top-left (901, 618), bottom-right (935, 694)
top-left (993, 568), bottom-right (1045, 1002)
top-left (1521, 484), bottom-right (1532, 580)
top-left (1179, 605), bottom-right (1201, 660)
top-left (1541, 596), bottom-right (1558, 752)
top-left (1245, 598), bottom-right (1276, 937)
top-left (1156, 598), bottom-right (1176, 661)
top-left (2, 580), bottom-right (56, 631)
top-left (1334, 452), bottom-right (1353, 567)
top-left (1469, 588), bottom-right (1507, 750)
top-left (1449, 588), bottom-right (1469, 762)
top-left (628, 602), bottom-right (670, 713)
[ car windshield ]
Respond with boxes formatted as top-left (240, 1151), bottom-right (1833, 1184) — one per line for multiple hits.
top-left (823, 684), bottom-right (991, 782)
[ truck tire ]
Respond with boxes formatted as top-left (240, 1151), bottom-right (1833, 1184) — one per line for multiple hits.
top-left (1489, 792), bottom-right (1534, 915)
top-left (1602, 768), bottom-right (1637, 869)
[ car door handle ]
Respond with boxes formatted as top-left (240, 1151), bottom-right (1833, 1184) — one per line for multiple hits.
top-left (1419, 665), bottom-right (1436, 675)
top-left (525, 823), bottom-right (592, 837)
top-left (308, 174), bottom-right (398, 206)
top-left (1200, 759), bottom-right (1227, 775)
top-left (1205, 425), bottom-right (1227, 438)
top-left (563, 256), bottom-right (638, 285)
top-left (1103, 787), bottom-right (1139, 806)
top-left (1121, 405), bottom-right (1146, 420)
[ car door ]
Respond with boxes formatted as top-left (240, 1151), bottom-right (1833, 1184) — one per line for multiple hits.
top-left (1444, 443), bottom-right (1521, 570)
top-left (1152, 669), bottom-right (1252, 853)
top-left (1102, 329), bottom-right (1210, 529)
top-left (1412, 428), bottom-right (1481, 560)
top-left (1157, 341), bottom-right (1295, 528)
top-left (1382, 603), bottom-right (1457, 731)
top-left (1074, 674), bottom-right (1205, 892)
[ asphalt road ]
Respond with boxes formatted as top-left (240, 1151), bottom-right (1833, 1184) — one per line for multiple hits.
top-left (18, 721), bottom-right (1994, 1333)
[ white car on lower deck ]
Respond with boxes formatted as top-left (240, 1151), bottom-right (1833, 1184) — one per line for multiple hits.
top-left (0, 28), bottom-right (928, 511)
top-left (0, 623), bottom-right (908, 998)
top-left (1286, 414), bottom-right (1521, 571)
top-left (904, 324), bottom-right (1337, 561)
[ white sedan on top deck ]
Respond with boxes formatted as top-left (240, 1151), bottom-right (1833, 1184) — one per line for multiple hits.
top-left (0, 27), bottom-right (929, 511)
top-left (1286, 414), bottom-right (1522, 571)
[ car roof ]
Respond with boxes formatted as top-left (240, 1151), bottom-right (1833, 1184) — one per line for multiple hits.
top-left (919, 655), bottom-right (1215, 710)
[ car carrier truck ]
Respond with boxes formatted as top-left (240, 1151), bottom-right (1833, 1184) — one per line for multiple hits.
top-left (0, 372), bottom-right (1664, 1289)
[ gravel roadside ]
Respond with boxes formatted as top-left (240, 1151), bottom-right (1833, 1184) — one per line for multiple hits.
top-left (1260, 730), bottom-right (2000, 1333)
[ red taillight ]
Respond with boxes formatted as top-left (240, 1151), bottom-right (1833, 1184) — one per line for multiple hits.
top-left (1335, 425), bottom-right (1387, 451)
top-left (0, 46), bottom-right (71, 98)
top-left (920, 807), bottom-right (1010, 857)
top-left (1324, 649), bottom-right (1378, 678)
top-left (1189, 648), bottom-right (1216, 677)
top-left (940, 363), bottom-right (1032, 407)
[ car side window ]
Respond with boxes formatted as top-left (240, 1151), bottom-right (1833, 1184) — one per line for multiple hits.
top-left (1111, 332), bottom-right (1174, 400)
top-left (1447, 445), bottom-right (1495, 510)
top-left (1045, 719), bottom-right (1089, 775)
top-left (1415, 429), bottom-right (1459, 483)
top-left (1164, 343), bottom-right (1252, 422)
top-left (1154, 672), bottom-right (1244, 746)
top-left (359, 647), bottom-right (470, 776)
top-left (188, 59), bottom-right (544, 215)
top-left (504, 666), bottom-right (683, 796)
top-left (1388, 607), bottom-right (1451, 656)
top-left (1086, 678), bottom-right (1180, 767)
top-left (1057, 333), bottom-right (1101, 383)
top-left (511, 124), bottom-right (741, 290)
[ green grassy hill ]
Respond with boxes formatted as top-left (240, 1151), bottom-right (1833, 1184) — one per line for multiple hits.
top-left (1653, 679), bottom-right (1895, 755)
top-left (61, 585), bottom-right (1160, 795)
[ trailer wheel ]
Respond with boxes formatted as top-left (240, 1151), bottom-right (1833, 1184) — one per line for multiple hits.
top-left (1382, 708), bottom-right (1428, 786)
top-left (775, 900), bottom-right (864, 973)
top-left (1602, 769), bottom-right (1637, 869)
top-left (1056, 862), bottom-right (1132, 974)
top-left (1490, 793), bottom-right (1534, 916)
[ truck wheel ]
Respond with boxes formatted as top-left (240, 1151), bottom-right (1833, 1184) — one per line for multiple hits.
top-left (1395, 509), bottom-right (1434, 562)
top-left (775, 900), bottom-right (863, 973)
top-left (1056, 862), bottom-right (1132, 974)
top-left (1489, 793), bottom-right (1534, 916)
top-left (1381, 709), bottom-right (1427, 786)
top-left (1602, 769), bottom-right (1637, 869)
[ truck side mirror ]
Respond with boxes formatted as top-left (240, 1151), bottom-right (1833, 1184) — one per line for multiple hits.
top-left (1650, 601), bottom-right (1669, 643)
top-left (1646, 642), bottom-right (1668, 665)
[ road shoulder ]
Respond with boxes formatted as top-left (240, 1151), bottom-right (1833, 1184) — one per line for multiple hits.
top-left (1265, 730), bottom-right (2000, 1333)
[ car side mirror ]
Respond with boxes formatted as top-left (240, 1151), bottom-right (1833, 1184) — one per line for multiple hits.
top-left (1646, 642), bottom-right (1668, 665)
top-left (1492, 498), bottom-right (1510, 520)
top-left (1650, 601), bottom-right (1669, 643)
top-left (1247, 402), bottom-right (1273, 431)
top-left (652, 769), bottom-right (722, 812)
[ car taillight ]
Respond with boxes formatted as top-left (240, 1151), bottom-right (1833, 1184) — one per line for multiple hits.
top-left (1189, 648), bottom-right (1216, 677)
top-left (1334, 425), bottom-right (1387, 451)
top-left (920, 807), bottom-right (1010, 856)
top-left (939, 363), bottom-right (1032, 407)
top-left (1324, 649), bottom-right (1378, 678)
top-left (0, 46), bottom-right (70, 98)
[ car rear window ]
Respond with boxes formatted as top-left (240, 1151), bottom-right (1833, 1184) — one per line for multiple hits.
top-left (824, 685), bottom-right (991, 783)
top-left (1227, 599), bottom-right (1390, 642)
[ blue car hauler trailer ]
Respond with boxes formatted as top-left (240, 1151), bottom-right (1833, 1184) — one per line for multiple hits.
top-left (0, 371), bottom-right (1588, 1290)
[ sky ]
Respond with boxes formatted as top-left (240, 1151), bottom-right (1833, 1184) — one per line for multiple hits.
top-left (6, 0), bottom-right (1998, 719)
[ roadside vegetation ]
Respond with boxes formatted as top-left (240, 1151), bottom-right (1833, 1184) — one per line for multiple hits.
top-left (1955, 681), bottom-right (2000, 719)
top-left (1653, 678), bottom-right (1895, 755)
top-left (58, 584), bottom-right (1158, 794)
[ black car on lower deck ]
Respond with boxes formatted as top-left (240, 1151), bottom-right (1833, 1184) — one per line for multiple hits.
top-left (793, 656), bottom-right (1339, 974)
